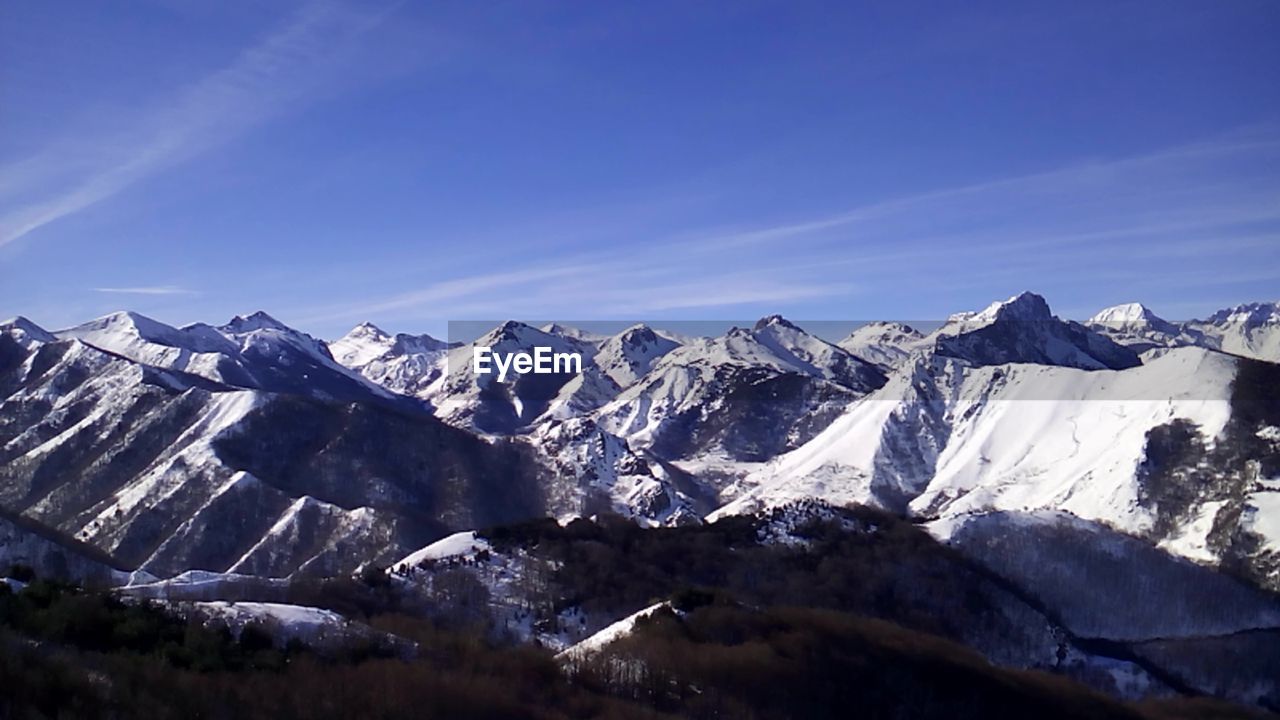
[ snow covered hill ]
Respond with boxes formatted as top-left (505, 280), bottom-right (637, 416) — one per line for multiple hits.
top-left (1089, 302), bottom-right (1181, 336)
top-left (0, 503), bottom-right (142, 586)
top-left (714, 347), bottom-right (1231, 518)
top-left (525, 417), bottom-right (702, 525)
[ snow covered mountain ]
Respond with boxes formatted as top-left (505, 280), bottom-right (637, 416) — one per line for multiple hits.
top-left (328, 321), bottom-right (455, 397)
top-left (1086, 300), bottom-right (1280, 363)
top-left (713, 295), bottom-right (1280, 591)
top-left (1088, 302), bottom-right (1181, 336)
top-left (837, 321), bottom-right (927, 371)
top-left (525, 417), bottom-right (702, 525)
top-left (935, 292), bottom-right (1141, 370)
top-left (0, 503), bottom-right (140, 586)
top-left (421, 321), bottom-right (601, 433)
top-left (5, 294), bottom-right (1280, 713)
top-left (7, 294), bottom-right (1277, 573)
top-left (1184, 301), bottom-right (1280, 362)
top-left (0, 316), bottom-right (545, 578)
top-left (593, 315), bottom-right (887, 493)
top-left (593, 324), bottom-right (680, 387)
top-left (1086, 302), bottom-right (1200, 356)
top-left (56, 310), bottom-right (411, 408)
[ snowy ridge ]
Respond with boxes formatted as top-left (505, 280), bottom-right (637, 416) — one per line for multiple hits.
top-left (557, 601), bottom-right (669, 662)
top-left (0, 324), bottom-right (498, 578)
top-left (526, 417), bottom-right (700, 525)
top-left (0, 504), bottom-right (137, 586)
top-left (714, 347), bottom-right (1236, 538)
top-left (393, 530), bottom-right (490, 569)
top-left (1186, 301), bottom-right (1280, 362)
top-left (328, 322), bottom-right (454, 397)
top-left (1, 316), bottom-right (57, 349)
top-left (593, 316), bottom-right (884, 472)
top-left (838, 321), bottom-right (927, 371)
top-left (187, 601), bottom-right (414, 656)
top-left (933, 292), bottom-right (1141, 371)
top-left (422, 321), bottom-right (591, 432)
top-left (55, 310), bottom-right (404, 405)
top-left (594, 324), bottom-right (680, 388)
top-left (120, 569), bottom-right (290, 601)
top-left (1085, 301), bottom-right (1280, 363)
top-left (1089, 303), bottom-right (1176, 333)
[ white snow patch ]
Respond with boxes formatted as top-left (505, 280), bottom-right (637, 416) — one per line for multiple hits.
top-left (394, 531), bottom-right (490, 569)
top-left (1158, 501), bottom-right (1227, 563)
top-left (557, 602), bottom-right (669, 661)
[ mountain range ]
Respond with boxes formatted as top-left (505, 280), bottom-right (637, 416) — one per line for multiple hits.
top-left (2, 292), bottom-right (1279, 710)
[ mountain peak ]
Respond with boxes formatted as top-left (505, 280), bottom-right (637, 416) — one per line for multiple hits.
top-left (1090, 302), bottom-right (1155, 324)
top-left (346, 321), bottom-right (389, 340)
top-left (753, 314), bottom-right (802, 332)
top-left (64, 310), bottom-right (183, 343)
top-left (492, 319), bottom-right (536, 337)
top-left (1204, 301), bottom-right (1280, 327)
top-left (390, 331), bottom-right (451, 354)
top-left (618, 322), bottom-right (653, 334)
top-left (615, 323), bottom-right (660, 344)
top-left (937, 293), bottom-right (1140, 371)
top-left (846, 321), bottom-right (923, 339)
top-left (221, 311), bottom-right (288, 334)
top-left (1, 315), bottom-right (56, 346)
top-left (479, 320), bottom-right (557, 348)
top-left (1088, 303), bottom-right (1181, 340)
top-left (971, 291), bottom-right (1052, 323)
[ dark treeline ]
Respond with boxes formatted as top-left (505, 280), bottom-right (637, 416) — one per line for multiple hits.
top-left (571, 600), bottom-right (1270, 720)
top-left (1, 577), bottom-right (1266, 719)
top-left (2, 510), bottom-right (1273, 720)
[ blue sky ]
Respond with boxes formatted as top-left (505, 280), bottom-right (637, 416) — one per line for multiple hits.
top-left (2, 0), bottom-right (1278, 339)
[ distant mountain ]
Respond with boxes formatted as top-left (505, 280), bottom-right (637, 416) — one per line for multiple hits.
top-left (420, 321), bottom-right (596, 434)
top-left (6, 293), bottom-right (1280, 712)
top-left (594, 324), bottom-right (680, 387)
top-left (593, 315), bottom-right (886, 493)
top-left (6, 295), bottom-right (1277, 580)
top-left (0, 316), bottom-right (545, 578)
top-left (1088, 302), bottom-right (1180, 336)
top-left (1185, 301), bottom-right (1280, 362)
top-left (713, 294), bottom-right (1280, 593)
top-left (329, 321), bottom-right (455, 397)
top-left (55, 310), bottom-right (410, 408)
top-left (837, 321), bottom-right (926, 371)
top-left (935, 292), bottom-right (1141, 370)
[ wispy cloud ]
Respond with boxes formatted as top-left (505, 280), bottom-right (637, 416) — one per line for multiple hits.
top-left (295, 264), bottom-right (607, 326)
top-left (0, 1), bottom-right (394, 248)
top-left (670, 133), bottom-right (1280, 256)
top-left (91, 285), bottom-right (198, 296)
top-left (287, 128), bottom-right (1280, 334)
